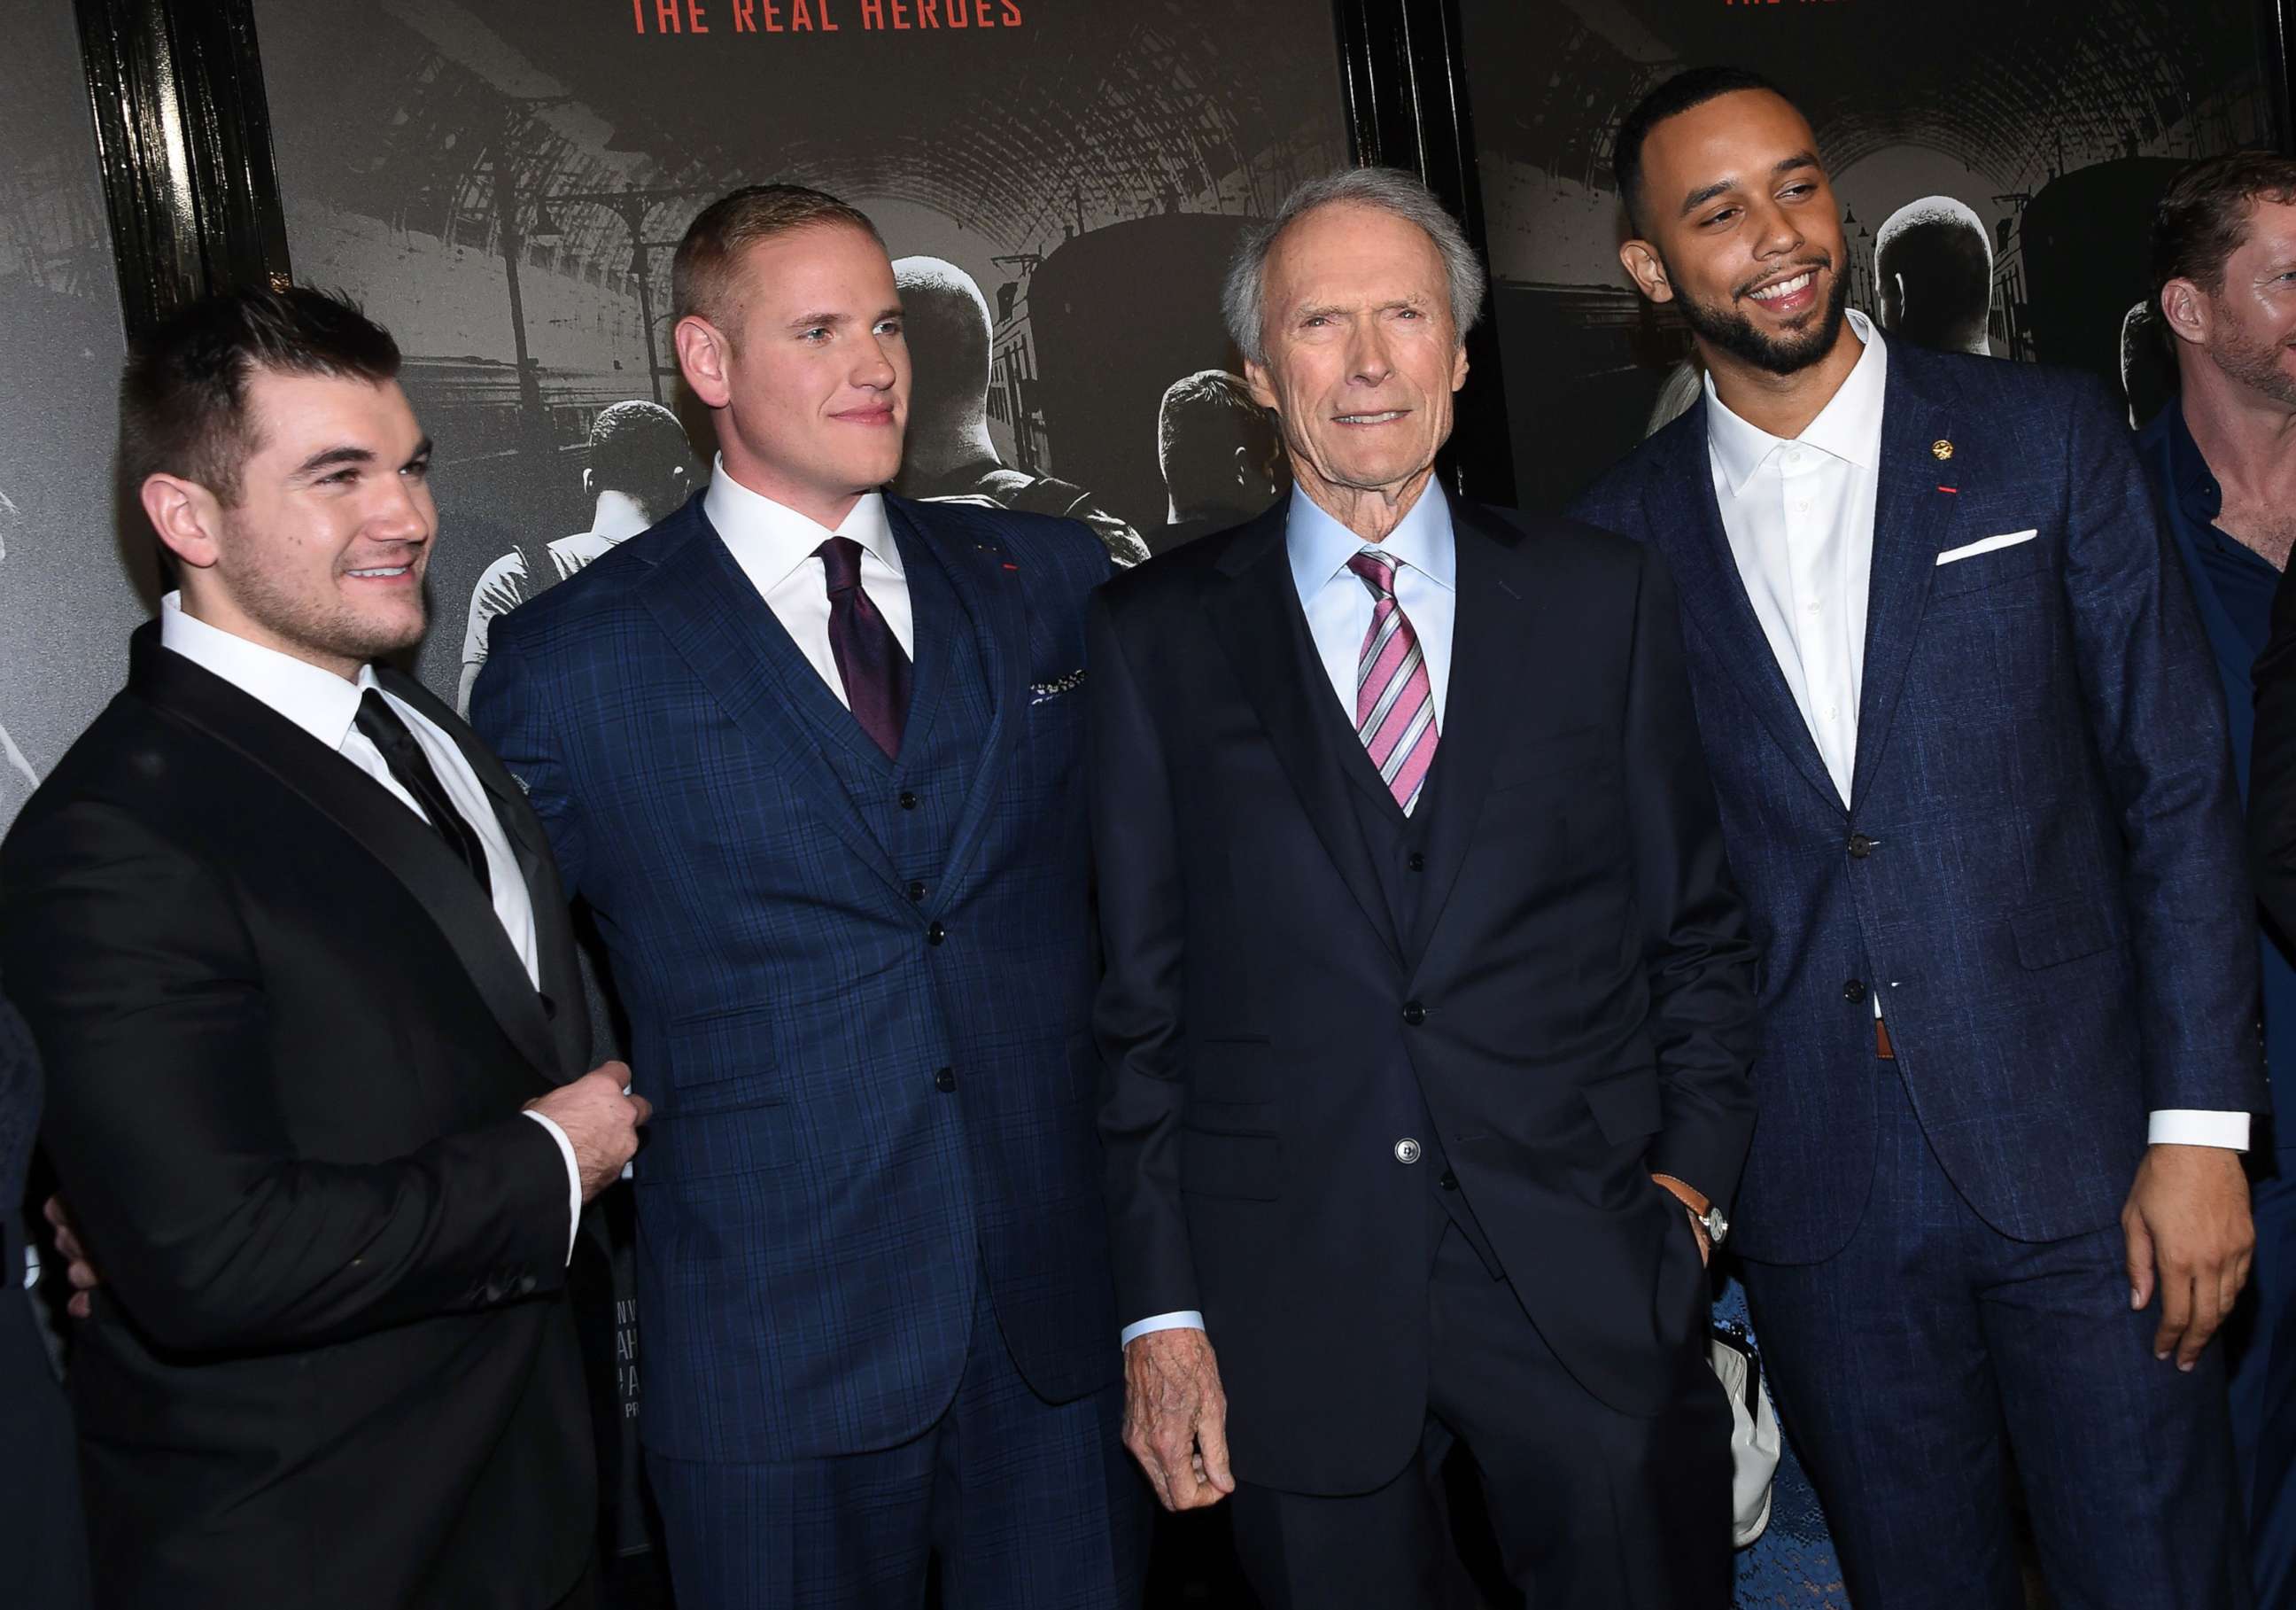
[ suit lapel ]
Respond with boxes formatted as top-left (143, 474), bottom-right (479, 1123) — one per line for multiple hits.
top-left (895, 498), bottom-right (1028, 904)
top-left (1639, 405), bottom-right (1846, 814)
top-left (1403, 499), bottom-right (1536, 976)
top-left (1204, 505), bottom-right (1404, 964)
top-left (1848, 352), bottom-right (1960, 809)
top-left (131, 628), bottom-right (561, 1077)
top-left (382, 668), bottom-right (585, 1079)
top-left (634, 509), bottom-right (905, 900)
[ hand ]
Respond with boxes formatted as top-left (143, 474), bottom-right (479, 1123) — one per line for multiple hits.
top-left (2123, 1144), bottom-right (2253, 1371)
top-left (525, 1062), bottom-right (651, 1201)
top-left (1122, 1326), bottom-right (1236, 1511)
top-left (43, 1195), bottom-right (98, 1319)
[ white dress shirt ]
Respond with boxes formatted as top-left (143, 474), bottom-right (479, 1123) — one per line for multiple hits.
top-left (704, 457), bottom-right (913, 697)
top-left (1703, 315), bottom-right (2246, 1152)
top-left (159, 595), bottom-right (586, 1248)
top-left (1121, 485), bottom-right (1462, 1349)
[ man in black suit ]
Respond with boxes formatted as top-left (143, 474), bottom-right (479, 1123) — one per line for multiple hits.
top-left (0, 286), bottom-right (648, 1609)
top-left (1090, 166), bottom-right (1757, 1608)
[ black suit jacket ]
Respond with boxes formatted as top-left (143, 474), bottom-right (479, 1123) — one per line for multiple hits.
top-left (1, 624), bottom-right (595, 1608)
top-left (1090, 494), bottom-right (1759, 1495)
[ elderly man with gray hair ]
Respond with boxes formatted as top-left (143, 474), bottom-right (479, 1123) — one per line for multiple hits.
top-left (1089, 165), bottom-right (1755, 1608)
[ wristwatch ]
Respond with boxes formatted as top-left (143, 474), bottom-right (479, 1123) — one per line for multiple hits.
top-left (1652, 1171), bottom-right (1728, 1248)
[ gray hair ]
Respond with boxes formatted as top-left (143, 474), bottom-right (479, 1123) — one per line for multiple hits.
top-left (1221, 166), bottom-right (1487, 368)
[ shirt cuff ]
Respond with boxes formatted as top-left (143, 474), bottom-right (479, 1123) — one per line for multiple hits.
top-left (2147, 1109), bottom-right (2252, 1152)
top-left (521, 1109), bottom-right (583, 1264)
top-left (1121, 1311), bottom-right (1206, 1347)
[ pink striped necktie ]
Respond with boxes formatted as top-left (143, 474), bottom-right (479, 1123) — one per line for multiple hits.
top-left (1347, 548), bottom-right (1439, 814)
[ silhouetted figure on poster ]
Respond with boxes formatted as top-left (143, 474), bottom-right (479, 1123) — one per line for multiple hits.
top-left (1145, 369), bottom-right (1285, 553)
top-left (458, 400), bottom-right (698, 712)
top-left (890, 254), bottom-right (1150, 565)
top-left (1874, 195), bottom-right (1995, 356)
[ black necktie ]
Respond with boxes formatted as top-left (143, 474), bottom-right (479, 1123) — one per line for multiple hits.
top-left (816, 536), bottom-right (911, 758)
top-left (354, 688), bottom-right (493, 898)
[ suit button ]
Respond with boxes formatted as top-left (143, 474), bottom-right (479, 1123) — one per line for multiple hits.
top-left (1439, 1169), bottom-right (1458, 1191)
top-left (516, 1275), bottom-right (538, 1295)
top-left (1394, 1138), bottom-right (1422, 1164)
top-left (899, 791), bottom-right (919, 811)
top-left (907, 880), bottom-right (927, 902)
top-left (1847, 833), bottom-right (1875, 859)
top-left (1843, 978), bottom-right (1866, 1003)
top-left (1407, 852), bottom-right (1426, 872)
top-left (927, 921), bottom-right (946, 945)
top-left (934, 1067), bottom-right (957, 1093)
top-left (1401, 1000), bottom-right (1427, 1026)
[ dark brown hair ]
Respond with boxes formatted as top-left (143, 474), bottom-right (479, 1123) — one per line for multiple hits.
top-left (671, 184), bottom-right (884, 333)
top-left (120, 284), bottom-right (400, 507)
top-left (2152, 151), bottom-right (2296, 300)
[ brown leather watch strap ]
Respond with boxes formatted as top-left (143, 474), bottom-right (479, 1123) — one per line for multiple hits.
top-left (1650, 1173), bottom-right (1710, 1217)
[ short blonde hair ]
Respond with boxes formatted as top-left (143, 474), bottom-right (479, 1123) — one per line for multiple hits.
top-left (671, 184), bottom-right (884, 331)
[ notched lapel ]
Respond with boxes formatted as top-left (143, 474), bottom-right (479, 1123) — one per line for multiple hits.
top-left (1634, 411), bottom-right (1844, 814)
top-left (900, 501), bottom-right (1028, 903)
top-left (635, 515), bottom-right (904, 898)
top-left (1203, 513), bottom-right (1404, 963)
top-left (1403, 503), bottom-right (1534, 975)
top-left (1850, 362), bottom-right (1959, 808)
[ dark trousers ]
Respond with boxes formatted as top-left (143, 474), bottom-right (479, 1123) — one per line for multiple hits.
top-left (645, 1273), bottom-right (1143, 1610)
top-left (1, 1279), bottom-right (89, 1610)
top-left (1741, 1061), bottom-right (2247, 1610)
top-left (1228, 1224), bottom-right (1733, 1610)
top-left (2234, 1155), bottom-right (2296, 1609)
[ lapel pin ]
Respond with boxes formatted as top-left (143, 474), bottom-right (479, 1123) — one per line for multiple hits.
top-left (1931, 439), bottom-right (1954, 461)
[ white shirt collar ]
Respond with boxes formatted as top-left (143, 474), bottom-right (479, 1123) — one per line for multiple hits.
top-left (1284, 480), bottom-right (1457, 603)
top-left (1703, 307), bottom-right (1889, 499)
top-left (702, 455), bottom-right (899, 589)
top-left (159, 591), bottom-right (379, 751)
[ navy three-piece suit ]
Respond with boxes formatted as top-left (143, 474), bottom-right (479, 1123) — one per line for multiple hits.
top-left (473, 492), bottom-right (1139, 1607)
top-left (1575, 338), bottom-right (2265, 1609)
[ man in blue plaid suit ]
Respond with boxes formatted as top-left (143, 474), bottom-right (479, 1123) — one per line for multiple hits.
top-left (471, 186), bottom-right (1142, 1608)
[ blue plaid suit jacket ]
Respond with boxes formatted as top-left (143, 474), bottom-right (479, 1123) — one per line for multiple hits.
top-left (1572, 341), bottom-right (2266, 1264)
top-left (472, 492), bottom-right (1121, 1463)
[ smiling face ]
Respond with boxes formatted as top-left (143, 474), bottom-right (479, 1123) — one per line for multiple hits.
top-left (675, 222), bottom-right (909, 527)
top-left (146, 369), bottom-right (436, 678)
top-left (1243, 201), bottom-right (1468, 526)
top-left (1620, 89), bottom-right (1852, 379)
top-left (2196, 198), bottom-right (2296, 408)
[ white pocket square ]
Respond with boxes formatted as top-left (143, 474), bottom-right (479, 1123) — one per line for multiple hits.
top-left (1935, 529), bottom-right (2037, 566)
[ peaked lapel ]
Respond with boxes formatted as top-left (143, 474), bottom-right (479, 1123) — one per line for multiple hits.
top-left (893, 498), bottom-right (1028, 906)
top-left (130, 627), bottom-right (561, 1078)
top-left (1848, 347), bottom-right (1962, 809)
top-left (1403, 497), bottom-right (1540, 977)
top-left (1634, 406), bottom-right (1845, 814)
top-left (633, 504), bottom-right (906, 902)
top-left (1203, 503), bottom-right (1404, 964)
top-left (383, 667), bottom-right (585, 1078)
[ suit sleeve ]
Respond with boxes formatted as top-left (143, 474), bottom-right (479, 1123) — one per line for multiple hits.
top-left (2, 800), bottom-right (572, 1354)
top-left (470, 625), bottom-right (586, 903)
top-left (2253, 563), bottom-right (2296, 959)
top-left (1621, 544), bottom-right (1762, 1209)
top-left (2059, 380), bottom-right (2265, 1116)
top-left (1088, 591), bottom-right (1199, 1324)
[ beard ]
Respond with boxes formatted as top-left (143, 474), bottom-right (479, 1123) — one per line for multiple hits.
top-left (2208, 315), bottom-right (2296, 409)
top-left (1672, 259), bottom-right (1850, 377)
top-left (220, 525), bottom-right (427, 670)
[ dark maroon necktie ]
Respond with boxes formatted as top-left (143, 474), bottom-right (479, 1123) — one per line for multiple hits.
top-left (816, 535), bottom-right (911, 758)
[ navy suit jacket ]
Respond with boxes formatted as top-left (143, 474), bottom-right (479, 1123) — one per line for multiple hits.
top-left (1572, 342), bottom-right (2265, 1264)
top-left (472, 492), bottom-right (1121, 1464)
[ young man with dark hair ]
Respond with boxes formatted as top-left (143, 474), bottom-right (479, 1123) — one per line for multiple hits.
top-left (4, 284), bottom-right (648, 1607)
top-left (2162, 147), bottom-right (2296, 1608)
top-left (1576, 70), bottom-right (2262, 1610)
